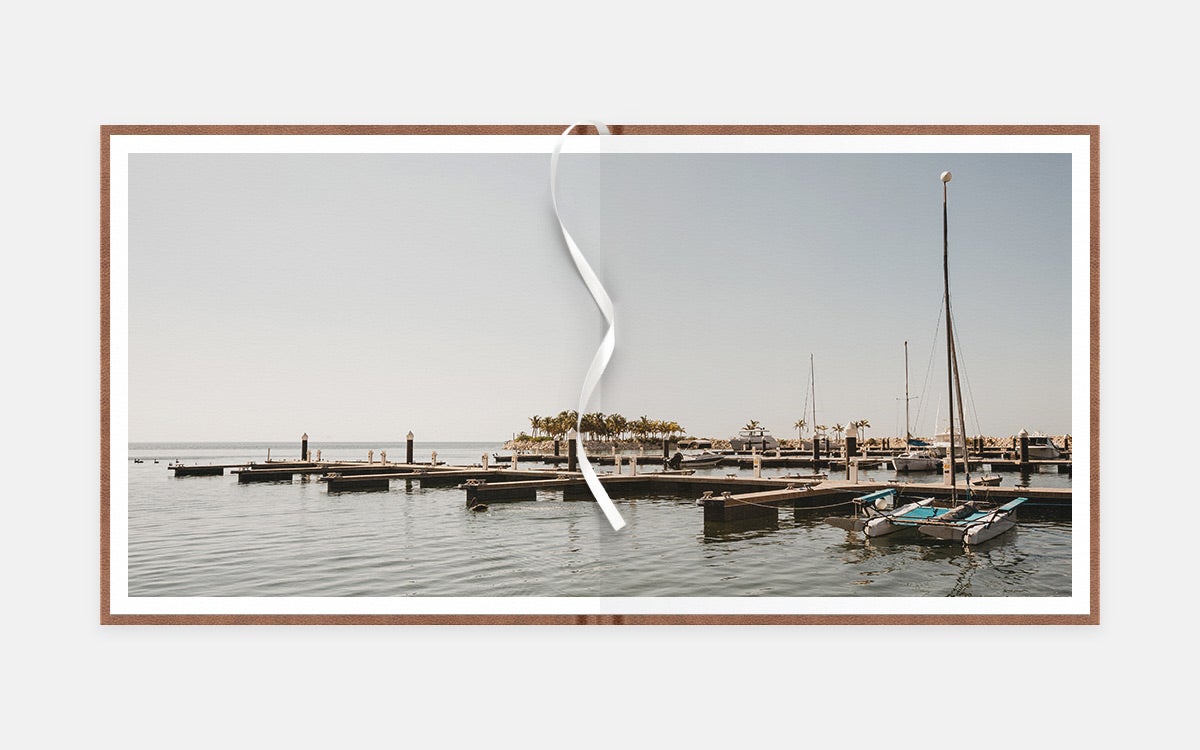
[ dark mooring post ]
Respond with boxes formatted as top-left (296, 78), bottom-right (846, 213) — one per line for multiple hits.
top-left (406, 431), bottom-right (414, 465)
top-left (1019, 428), bottom-right (1030, 466)
top-left (554, 438), bottom-right (561, 457)
top-left (301, 432), bottom-right (308, 461)
top-left (567, 428), bottom-right (578, 472)
top-left (662, 437), bottom-right (670, 459)
top-left (812, 434), bottom-right (821, 462)
top-left (845, 433), bottom-right (858, 458)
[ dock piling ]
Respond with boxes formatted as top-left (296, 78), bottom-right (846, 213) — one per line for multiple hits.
top-left (567, 429), bottom-right (578, 472)
top-left (406, 431), bottom-right (414, 464)
top-left (301, 433), bottom-right (308, 461)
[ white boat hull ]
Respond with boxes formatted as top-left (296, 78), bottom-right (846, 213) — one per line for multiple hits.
top-left (917, 504), bottom-right (1022, 544)
top-left (1026, 446), bottom-right (1060, 460)
top-left (862, 499), bottom-right (935, 537)
top-left (918, 515), bottom-right (1017, 544)
top-left (892, 455), bottom-right (941, 471)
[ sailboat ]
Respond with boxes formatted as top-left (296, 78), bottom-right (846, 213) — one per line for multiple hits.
top-left (863, 172), bottom-right (1025, 545)
top-left (921, 171), bottom-right (1026, 541)
top-left (891, 340), bottom-right (941, 472)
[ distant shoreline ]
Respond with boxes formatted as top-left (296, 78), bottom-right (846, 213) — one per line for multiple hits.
top-left (501, 435), bottom-right (1070, 453)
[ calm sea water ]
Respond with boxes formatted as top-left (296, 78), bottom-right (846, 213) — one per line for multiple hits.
top-left (126, 441), bottom-right (1073, 597)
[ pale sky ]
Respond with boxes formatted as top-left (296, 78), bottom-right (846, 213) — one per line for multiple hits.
top-left (128, 151), bottom-right (1071, 442)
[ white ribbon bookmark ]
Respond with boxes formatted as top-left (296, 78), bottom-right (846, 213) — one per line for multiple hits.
top-left (550, 122), bottom-right (626, 531)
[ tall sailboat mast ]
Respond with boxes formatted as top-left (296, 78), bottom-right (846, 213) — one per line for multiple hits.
top-left (941, 171), bottom-right (959, 504)
top-left (810, 353), bottom-right (817, 449)
top-left (903, 341), bottom-right (911, 444)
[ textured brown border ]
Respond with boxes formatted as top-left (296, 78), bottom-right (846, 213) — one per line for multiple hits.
top-left (101, 125), bottom-right (1099, 625)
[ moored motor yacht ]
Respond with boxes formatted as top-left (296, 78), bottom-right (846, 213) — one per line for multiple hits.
top-left (729, 428), bottom-right (778, 451)
top-left (1024, 431), bottom-right (1061, 459)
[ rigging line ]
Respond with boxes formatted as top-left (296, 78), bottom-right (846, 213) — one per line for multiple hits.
top-left (947, 302), bottom-right (985, 438)
top-left (913, 296), bottom-right (945, 435)
top-left (717, 494), bottom-right (852, 512)
top-left (550, 122), bottom-right (625, 531)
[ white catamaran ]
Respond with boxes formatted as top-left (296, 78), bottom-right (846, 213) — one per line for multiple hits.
top-left (847, 172), bottom-right (1026, 545)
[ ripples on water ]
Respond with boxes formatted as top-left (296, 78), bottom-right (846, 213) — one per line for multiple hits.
top-left (126, 443), bottom-right (1073, 598)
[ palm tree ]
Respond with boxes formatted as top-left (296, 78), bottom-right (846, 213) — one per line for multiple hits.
top-left (793, 418), bottom-right (806, 440)
top-left (854, 419), bottom-right (871, 442)
top-left (582, 412), bottom-right (608, 441)
top-left (833, 423), bottom-right (845, 445)
top-left (635, 415), bottom-right (653, 442)
top-left (743, 419), bottom-right (761, 431)
top-left (530, 415), bottom-right (542, 438)
top-left (606, 413), bottom-right (627, 442)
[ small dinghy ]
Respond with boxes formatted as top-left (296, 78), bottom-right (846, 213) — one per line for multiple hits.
top-left (970, 473), bottom-right (1001, 487)
top-left (664, 451), bottom-right (724, 469)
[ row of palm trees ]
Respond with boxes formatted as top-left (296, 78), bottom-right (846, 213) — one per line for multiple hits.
top-left (790, 418), bottom-right (872, 443)
top-left (524, 413), bottom-right (873, 444)
top-left (526, 412), bottom-right (685, 443)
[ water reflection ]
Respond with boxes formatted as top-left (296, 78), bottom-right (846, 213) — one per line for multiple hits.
top-left (702, 516), bottom-right (779, 543)
top-left (130, 443), bottom-right (1074, 597)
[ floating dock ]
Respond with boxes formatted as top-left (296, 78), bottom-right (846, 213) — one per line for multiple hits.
top-left (164, 455), bottom-right (1072, 528)
top-left (460, 472), bottom-right (1070, 523)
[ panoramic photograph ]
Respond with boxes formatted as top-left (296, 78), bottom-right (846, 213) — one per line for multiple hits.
top-left (107, 131), bottom-right (1090, 617)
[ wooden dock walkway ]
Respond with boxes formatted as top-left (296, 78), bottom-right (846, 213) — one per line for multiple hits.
top-left (463, 473), bottom-right (823, 507)
top-left (462, 472), bottom-right (1071, 523)
top-left (165, 456), bottom-right (1071, 527)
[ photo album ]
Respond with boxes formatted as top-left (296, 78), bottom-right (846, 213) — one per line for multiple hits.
top-left (102, 125), bottom-right (1097, 624)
